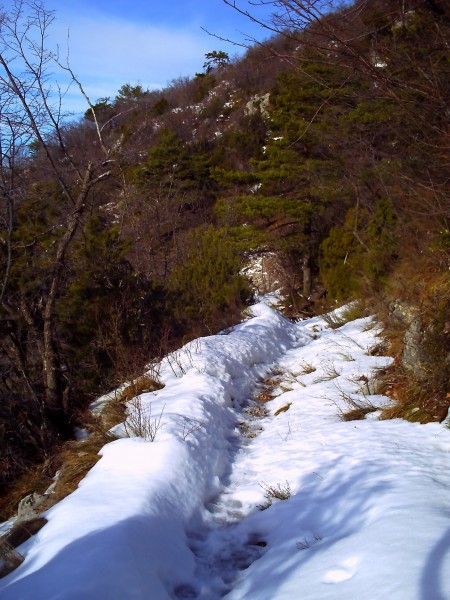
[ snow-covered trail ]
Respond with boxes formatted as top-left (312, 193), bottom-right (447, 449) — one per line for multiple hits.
top-left (0, 303), bottom-right (305, 599)
top-left (176, 387), bottom-right (283, 599)
top-left (1, 302), bottom-right (450, 600)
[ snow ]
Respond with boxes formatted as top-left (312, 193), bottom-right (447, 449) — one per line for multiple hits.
top-left (1, 302), bottom-right (450, 599)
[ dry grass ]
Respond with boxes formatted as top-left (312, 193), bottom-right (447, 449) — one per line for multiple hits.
top-left (256, 389), bottom-right (275, 403)
top-left (0, 419), bottom-right (120, 522)
top-left (298, 361), bottom-right (316, 375)
top-left (245, 404), bottom-right (269, 419)
top-left (0, 374), bottom-right (166, 527)
top-left (322, 302), bottom-right (366, 329)
top-left (99, 399), bottom-right (127, 431)
top-left (297, 532), bottom-right (322, 550)
top-left (370, 269), bottom-right (449, 424)
top-left (381, 373), bottom-right (449, 423)
top-left (123, 399), bottom-right (166, 441)
top-left (97, 374), bottom-right (165, 432)
top-left (263, 377), bottom-right (281, 387)
top-left (343, 405), bottom-right (378, 421)
top-left (254, 370), bottom-right (284, 403)
top-left (274, 403), bottom-right (292, 416)
top-left (239, 423), bottom-right (255, 438)
top-left (259, 481), bottom-right (291, 510)
top-left (46, 430), bottom-right (118, 508)
top-left (369, 260), bottom-right (449, 425)
top-left (116, 375), bottom-right (165, 403)
top-left (330, 381), bottom-right (378, 422)
top-left (0, 466), bottom-right (53, 523)
top-left (255, 376), bottom-right (281, 404)
top-left (313, 361), bottom-right (340, 383)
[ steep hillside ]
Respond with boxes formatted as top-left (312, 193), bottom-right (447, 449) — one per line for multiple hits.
top-left (0, 0), bottom-right (448, 502)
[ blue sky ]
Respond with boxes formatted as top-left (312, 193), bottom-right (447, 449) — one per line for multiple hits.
top-left (39, 0), bottom-right (275, 115)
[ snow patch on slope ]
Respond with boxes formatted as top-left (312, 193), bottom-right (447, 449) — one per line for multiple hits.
top-left (2, 303), bottom-right (450, 600)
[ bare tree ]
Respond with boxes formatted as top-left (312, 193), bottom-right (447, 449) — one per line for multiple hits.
top-left (0, 0), bottom-right (115, 421)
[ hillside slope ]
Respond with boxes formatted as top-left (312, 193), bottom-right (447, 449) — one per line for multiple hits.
top-left (1, 301), bottom-right (449, 599)
top-left (1, 0), bottom-right (448, 493)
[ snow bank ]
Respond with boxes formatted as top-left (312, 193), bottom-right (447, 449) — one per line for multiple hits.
top-left (1, 304), bottom-right (450, 600)
top-left (0, 303), bottom-right (301, 599)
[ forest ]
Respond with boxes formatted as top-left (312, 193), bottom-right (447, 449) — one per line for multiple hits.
top-left (0, 0), bottom-right (448, 510)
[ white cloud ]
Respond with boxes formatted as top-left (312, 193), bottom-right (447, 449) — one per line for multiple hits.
top-left (49, 14), bottom-right (215, 112)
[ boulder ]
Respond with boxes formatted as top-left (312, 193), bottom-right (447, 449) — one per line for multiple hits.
top-left (17, 492), bottom-right (45, 519)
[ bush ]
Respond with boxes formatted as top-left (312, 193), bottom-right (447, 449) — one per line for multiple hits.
top-left (320, 208), bottom-right (364, 301)
top-left (123, 399), bottom-right (166, 441)
top-left (168, 226), bottom-right (252, 333)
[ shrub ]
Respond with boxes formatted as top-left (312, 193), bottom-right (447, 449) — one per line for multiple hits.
top-left (168, 225), bottom-right (251, 333)
top-left (320, 208), bottom-right (364, 301)
top-left (363, 198), bottom-right (398, 288)
top-left (259, 481), bottom-right (291, 510)
top-left (123, 399), bottom-right (166, 441)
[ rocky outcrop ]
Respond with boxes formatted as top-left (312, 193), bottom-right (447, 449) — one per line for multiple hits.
top-left (245, 93), bottom-right (270, 119)
top-left (17, 493), bottom-right (46, 520)
top-left (389, 301), bottom-right (427, 378)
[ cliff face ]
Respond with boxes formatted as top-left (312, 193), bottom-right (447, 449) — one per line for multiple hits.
top-left (383, 288), bottom-right (450, 423)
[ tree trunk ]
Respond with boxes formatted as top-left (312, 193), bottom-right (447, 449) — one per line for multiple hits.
top-left (302, 253), bottom-right (311, 297)
top-left (42, 163), bottom-right (94, 410)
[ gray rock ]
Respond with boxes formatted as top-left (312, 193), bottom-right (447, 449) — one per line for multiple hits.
top-left (0, 544), bottom-right (24, 579)
top-left (389, 300), bottom-right (419, 325)
top-left (17, 492), bottom-right (45, 519)
top-left (402, 315), bottom-right (427, 376)
top-left (389, 300), bottom-right (428, 378)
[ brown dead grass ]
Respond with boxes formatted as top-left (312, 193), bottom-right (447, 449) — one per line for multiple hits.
top-left (274, 403), bottom-right (292, 416)
top-left (343, 406), bottom-right (378, 421)
top-left (44, 375), bottom-right (166, 507)
top-left (322, 301), bottom-right (367, 329)
top-left (366, 260), bottom-right (450, 424)
top-left (44, 430), bottom-right (117, 508)
top-left (116, 375), bottom-right (165, 404)
top-left (0, 274), bottom-right (158, 573)
top-left (0, 467), bottom-right (53, 523)
top-left (381, 373), bottom-right (449, 423)
top-left (0, 374), bottom-right (166, 533)
top-left (256, 372), bottom-right (283, 404)
top-left (256, 389), bottom-right (275, 403)
top-left (98, 399), bottom-right (127, 431)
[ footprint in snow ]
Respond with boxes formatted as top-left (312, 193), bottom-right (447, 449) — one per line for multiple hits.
top-left (322, 556), bottom-right (359, 584)
top-left (180, 532), bottom-right (267, 598)
top-left (173, 583), bottom-right (198, 599)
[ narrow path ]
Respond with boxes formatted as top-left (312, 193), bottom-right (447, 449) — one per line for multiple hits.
top-left (4, 308), bottom-right (449, 600)
top-left (174, 374), bottom-right (279, 599)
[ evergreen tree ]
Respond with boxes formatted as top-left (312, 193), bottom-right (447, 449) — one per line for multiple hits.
top-left (168, 226), bottom-right (250, 332)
